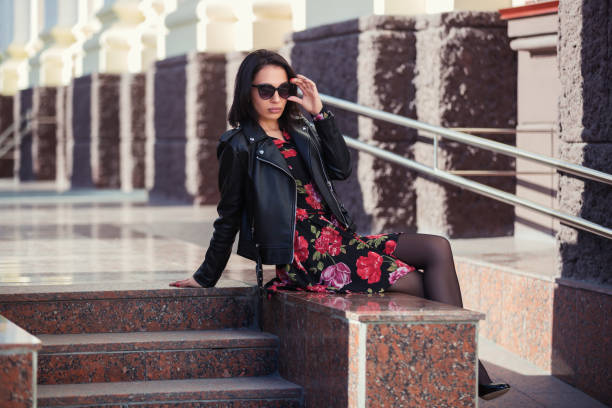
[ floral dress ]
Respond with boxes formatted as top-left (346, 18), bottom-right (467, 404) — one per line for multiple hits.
top-left (264, 130), bottom-right (416, 294)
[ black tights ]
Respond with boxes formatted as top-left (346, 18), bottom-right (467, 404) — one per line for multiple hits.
top-left (388, 233), bottom-right (492, 385)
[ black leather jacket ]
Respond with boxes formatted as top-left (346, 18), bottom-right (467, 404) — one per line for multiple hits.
top-left (193, 112), bottom-right (355, 287)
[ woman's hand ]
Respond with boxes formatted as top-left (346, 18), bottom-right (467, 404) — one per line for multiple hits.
top-left (288, 74), bottom-right (324, 116)
top-left (169, 276), bottom-right (203, 288)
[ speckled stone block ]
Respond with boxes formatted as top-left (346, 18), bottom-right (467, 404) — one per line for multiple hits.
top-left (262, 291), bottom-right (482, 408)
top-left (0, 95), bottom-right (15, 178)
top-left (0, 352), bottom-right (35, 408)
top-left (91, 74), bottom-right (121, 188)
top-left (0, 315), bottom-right (41, 408)
top-left (0, 287), bottom-right (256, 334)
top-left (150, 52), bottom-right (226, 204)
top-left (32, 87), bottom-right (58, 180)
top-left (556, 0), bottom-right (612, 286)
top-left (367, 323), bottom-right (476, 407)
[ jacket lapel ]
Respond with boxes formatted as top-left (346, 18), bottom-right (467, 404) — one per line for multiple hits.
top-left (243, 120), bottom-right (292, 175)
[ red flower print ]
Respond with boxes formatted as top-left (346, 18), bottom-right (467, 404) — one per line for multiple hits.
top-left (356, 251), bottom-right (383, 284)
top-left (319, 262), bottom-right (351, 289)
top-left (282, 130), bottom-right (291, 140)
top-left (365, 233), bottom-right (385, 239)
top-left (294, 230), bottom-right (309, 263)
top-left (307, 284), bottom-right (329, 293)
top-left (384, 240), bottom-right (397, 255)
top-left (314, 227), bottom-right (343, 256)
top-left (272, 138), bottom-right (284, 147)
top-left (304, 183), bottom-right (323, 210)
top-left (296, 208), bottom-right (308, 221)
top-left (395, 259), bottom-right (409, 269)
top-left (281, 148), bottom-right (297, 159)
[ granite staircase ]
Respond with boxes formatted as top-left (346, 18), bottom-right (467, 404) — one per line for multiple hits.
top-left (0, 284), bottom-right (302, 407)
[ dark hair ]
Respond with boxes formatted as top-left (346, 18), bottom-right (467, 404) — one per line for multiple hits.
top-left (228, 49), bottom-right (301, 129)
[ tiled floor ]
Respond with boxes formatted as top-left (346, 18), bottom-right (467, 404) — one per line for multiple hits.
top-left (0, 180), bottom-right (607, 407)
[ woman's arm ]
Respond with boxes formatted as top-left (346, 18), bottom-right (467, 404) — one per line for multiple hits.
top-left (310, 111), bottom-right (351, 180)
top-left (170, 135), bottom-right (246, 288)
top-left (288, 74), bottom-right (351, 180)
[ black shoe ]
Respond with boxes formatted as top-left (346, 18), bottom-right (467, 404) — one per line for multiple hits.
top-left (478, 383), bottom-right (511, 400)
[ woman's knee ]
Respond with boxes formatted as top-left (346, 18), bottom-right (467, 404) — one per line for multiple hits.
top-left (388, 270), bottom-right (425, 298)
top-left (422, 234), bottom-right (452, 263)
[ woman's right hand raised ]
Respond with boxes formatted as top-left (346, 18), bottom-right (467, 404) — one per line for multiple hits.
top-left (169, 276), bottom-right (203, 288)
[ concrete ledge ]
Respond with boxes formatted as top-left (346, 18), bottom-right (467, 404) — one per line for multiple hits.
top-left (0, 315), bottom-right (41, 408)
top-left (262, 291), bottom-right (483, 408)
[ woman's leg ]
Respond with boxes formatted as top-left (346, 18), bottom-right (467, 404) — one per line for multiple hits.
top-left (388, 233), bottom-right (492, 385)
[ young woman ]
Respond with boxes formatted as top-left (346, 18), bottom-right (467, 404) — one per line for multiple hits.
top-left (170, 49), bottom-right (510, 401)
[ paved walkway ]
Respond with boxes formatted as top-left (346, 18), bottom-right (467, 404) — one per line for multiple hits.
top-left (0, 180), bottom-right (606, 408)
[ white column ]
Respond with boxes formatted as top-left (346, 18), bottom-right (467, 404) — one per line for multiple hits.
top-left (82, 0), bottom-right (147, 74)
top-left (252, 0), bottom-right (293, 50)
top-left (139, 0), bottom-right (177, 67)
top-left (29, 0), bottom-right (81, 87)
top-left (0, 0), bottom-right (42, 94)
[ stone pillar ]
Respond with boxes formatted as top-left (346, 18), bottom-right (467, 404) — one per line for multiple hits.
top-left (119, 72), bottom-right (146, 191)
top-left (66, 75), bottom-right (93, 188)
top-left (31, 87), bottom-right (58, 180)
top-left (66, 73), bottom-right (121, 188)
top-left (0, 95), bottom-right (14, 178)
top-left (29, 0), bottom-right (79, 87)
top-left (552, 2), bottom-right (612, 405)
top-left (82, 0), bottom-right (146, 75)
top-left (149, 52), bottom-right (226, 204)
top-left (14, 88), bottom-right (34, 181)
top-left (252, 0), bottom-right (293, 50)
top-left (413, 13), bottom-right (517, 238)
top-left (90, 74), bottom-right (121, 188)
top-left (287, 14), bottom-right (516, 236)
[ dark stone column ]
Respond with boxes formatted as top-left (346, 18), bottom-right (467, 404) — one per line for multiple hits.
top-left (120, 73), bottom-right (146, 191)
top-left (553, 1), bottom-right (612, 405)
top-left (91, 74), bottom-right (121, 188)
top-left (287, 17), bottom-right (418, 234)
top-left (15, 88), bottom-right (34, 181)
top-left (68, 75), bottom-right (93, 188)
top-left (68, 73), bottom-right (121, 189)
top-left (557, 0), bottom-right (612, 285)
top-left (150, 52), bottom-right (226, 204)
top-left (0, 95), bottom-right (14, 178)
top-left (413, 13), bottom-right (517, 238)
top-left (286, 14), bottom-right (516, 237)
top-left (31, 87), bottom-right (57, 180)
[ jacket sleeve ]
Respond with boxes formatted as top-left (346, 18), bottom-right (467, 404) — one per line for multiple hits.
top-left (310, 112), bottom-right (352, 180)
top-left (193, 138), bottom-right (246, 287)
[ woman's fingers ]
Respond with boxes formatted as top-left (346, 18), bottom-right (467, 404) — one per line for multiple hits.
top-left (169, 277), bottom-right (202, 288)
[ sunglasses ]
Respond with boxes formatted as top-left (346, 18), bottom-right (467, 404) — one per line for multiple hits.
top-left (251, 82), bottom-right (297, 100)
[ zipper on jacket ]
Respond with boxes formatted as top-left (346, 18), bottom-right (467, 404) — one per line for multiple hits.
top-left (310, 140), bottom-right (350, 229)
top-left (256, 156), bottom-right (297, 263)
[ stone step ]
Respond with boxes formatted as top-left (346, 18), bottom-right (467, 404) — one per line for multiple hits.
top-left (37, 375), bottom-right (303, 407)
top-left (37, 329), bottom-right (279, 385)
top-left (0, 283), bottom-right (257, 335)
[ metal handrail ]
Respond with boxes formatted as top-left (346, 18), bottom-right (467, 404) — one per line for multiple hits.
top-left (322, 94), bottom-right (612, 186)
top-left (320, 94), bottom-right (612, 240)
top-left (0, 110), bottom-right (32, 158)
